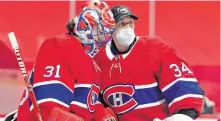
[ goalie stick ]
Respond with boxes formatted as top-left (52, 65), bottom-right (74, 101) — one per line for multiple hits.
top-left (8, 32), bottom-right (43, 121)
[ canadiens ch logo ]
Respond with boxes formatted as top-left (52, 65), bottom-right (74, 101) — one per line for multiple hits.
top-left (102, 84), bottom-right (138, 114)
top-left (87, 83), bottom-right (100, 113)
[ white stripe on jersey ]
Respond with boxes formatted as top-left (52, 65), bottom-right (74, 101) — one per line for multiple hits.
top-left (169, 94), bottom-right (203, 107)
top-left (134, 82), bottom-right (158, 89)
top-left (100, 82), bottom-right (158, 93)
top-left (71, 101), bottom-right (88, 109)
top-left (74, 84), bottom-right (92, 88)
top-left (162, 78), bottom-right (198, 92)
top-left (135, 99), bottom-right (166, 109)
top-left (33, 80), bottom-right (73, 93)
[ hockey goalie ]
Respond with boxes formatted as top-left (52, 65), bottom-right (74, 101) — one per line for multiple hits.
top-left (5, 1), bottom-right (118, 121)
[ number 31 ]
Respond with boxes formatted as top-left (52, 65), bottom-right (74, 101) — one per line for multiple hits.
top-left (43, 65), bottom-right (61, 78)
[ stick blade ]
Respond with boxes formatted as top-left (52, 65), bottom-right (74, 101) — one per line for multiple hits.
top-left (8, 32), bottom-right (19, 49)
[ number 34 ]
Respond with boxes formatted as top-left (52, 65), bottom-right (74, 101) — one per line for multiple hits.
top-left (170, 62), bottom-right (192, 77)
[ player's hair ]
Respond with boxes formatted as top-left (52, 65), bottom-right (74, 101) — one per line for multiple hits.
top-left (66, 19), bottom-right (77, 36)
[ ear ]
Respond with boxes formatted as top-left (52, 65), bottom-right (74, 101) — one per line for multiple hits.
top-left (112, 30), bottom-right (117, 39)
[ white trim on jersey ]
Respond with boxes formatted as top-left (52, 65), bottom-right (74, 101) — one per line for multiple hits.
top-left (169, 94), bottom-right (203, 107)
top-left (162, 78), bottom-right (198, 92)
top-left (30, 98), bottom-right (69, 111)
top-left (71, 101), bottom-right (88, 109)
top-left (106, 41), bottom-right (115, 60)
top-left (135, 99), bottom-right (166, 109)
top-left (134, 82), bottom-right (158, 89)
top-left (33, 80), bottom-right (73, 93)
top-left (74, 84), bottom-right (92, 88)
top-left (105, 36), bottom-right (140, 60)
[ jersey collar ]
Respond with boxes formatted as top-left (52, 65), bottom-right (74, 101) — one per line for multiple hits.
top-left (106, 36), bottom-right (140, 60)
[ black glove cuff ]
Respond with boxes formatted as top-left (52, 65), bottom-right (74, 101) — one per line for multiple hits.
top-left (176, 108), bottom-right (199, 119)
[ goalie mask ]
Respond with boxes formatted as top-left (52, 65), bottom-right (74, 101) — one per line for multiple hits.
top-left (74, 1), bottom-right (115, 57)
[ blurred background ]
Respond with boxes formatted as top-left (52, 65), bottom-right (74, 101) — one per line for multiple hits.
top-left (0, 1), bottom-right (219, 120)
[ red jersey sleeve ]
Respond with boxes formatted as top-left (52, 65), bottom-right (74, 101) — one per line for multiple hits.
top-left (57, 34), bottom-right (99, 120)
top-left (17, 34), bottom-right (99, 121)
top-left (32, 37), bottom-right (75, 120)
top-left (157, 43), bottom-right (203, 116)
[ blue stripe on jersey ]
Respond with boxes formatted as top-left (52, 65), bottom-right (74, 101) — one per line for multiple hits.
top-left (134, 86), bottom-right (164, 104)
top-left (163, 81), bottom-right (203, 104)
top-left (29, 71), bottom-right (34, 85)
top-left (33, 83), bottom-right (73, 105)
top-left (28, 98), bottom-right (31, 107)
top-left (107, 86), bottom-right (164, 106)
top-left (97, 93), bottom-right (103, 102)
top-left (73, 87), bottom-right (90, 104)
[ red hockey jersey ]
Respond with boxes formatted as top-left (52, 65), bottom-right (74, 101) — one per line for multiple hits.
top-left (95, 36), bottom-right (203, 121)
top-left (17, 33), bottom-right (101, 121)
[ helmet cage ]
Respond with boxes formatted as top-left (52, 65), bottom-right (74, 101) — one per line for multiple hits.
top-left (76, 8), bottom-right (114, 46)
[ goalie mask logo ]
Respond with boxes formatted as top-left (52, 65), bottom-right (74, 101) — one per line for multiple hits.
top-left (101, 2), bottom-right (115, 26)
